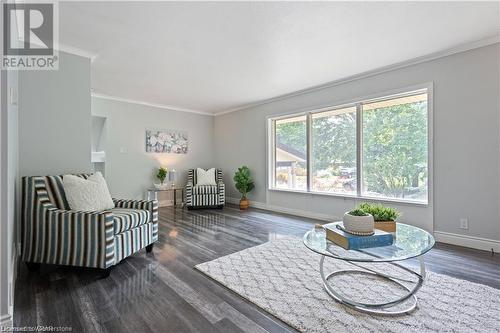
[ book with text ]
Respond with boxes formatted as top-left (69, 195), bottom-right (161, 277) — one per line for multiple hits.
top-left (324, 222), bottom-right (394, 250)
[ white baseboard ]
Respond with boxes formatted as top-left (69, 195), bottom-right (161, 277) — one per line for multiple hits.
top-left (1, 242), bottom-right (20, 328)
top-left (226, 197), bottom-right (336, 221)
top-left (227, 197), bottom-right (500, 252)
top-left (9, 243), bottom-right (19, 316)
top-left (0, 314), bottom-right (13, 329)
top-left (434, 231), bottom-right (500, 253)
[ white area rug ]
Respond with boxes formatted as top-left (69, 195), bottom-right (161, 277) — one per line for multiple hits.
top-left (195, 237), bottom-right (500, 333)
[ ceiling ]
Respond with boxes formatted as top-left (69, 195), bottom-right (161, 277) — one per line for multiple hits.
top-left (59, 1), bottom-right (500, 115)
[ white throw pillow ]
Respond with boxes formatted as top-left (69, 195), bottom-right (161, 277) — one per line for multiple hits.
top-left (196, 168), bottom-right (216, 185)
top-left (63, 172), bottom-right (115, 211)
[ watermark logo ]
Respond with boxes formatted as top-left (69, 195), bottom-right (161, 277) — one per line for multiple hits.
top-left (2, 2), bottom-right (59, 70)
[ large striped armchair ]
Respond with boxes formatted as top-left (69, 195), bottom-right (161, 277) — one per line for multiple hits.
top-left (21, 174), bottom-right (158, 277)
top-left (186, 168), bottom-right (225, 209)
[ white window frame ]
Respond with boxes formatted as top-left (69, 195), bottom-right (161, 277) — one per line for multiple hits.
top-left (267, 83), bottom-right (433, 206)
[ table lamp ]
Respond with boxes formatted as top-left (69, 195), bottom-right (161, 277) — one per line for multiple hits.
top-left (169, 169), bottom-right (177, 188)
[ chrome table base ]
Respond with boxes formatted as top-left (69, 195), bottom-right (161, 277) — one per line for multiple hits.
top-left (319, 255), bottom-right (426, 316)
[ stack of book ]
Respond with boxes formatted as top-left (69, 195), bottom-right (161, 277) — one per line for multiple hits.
top-left (324, 222), bottom-right (394, 250)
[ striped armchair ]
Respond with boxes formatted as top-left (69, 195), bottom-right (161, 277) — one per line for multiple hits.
top-left (186, 168), bottom-right (225, 209)
top-left (21, 174), bottom-right (158, 277)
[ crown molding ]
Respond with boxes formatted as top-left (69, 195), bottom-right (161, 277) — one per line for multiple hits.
top-left (68, 34), bottom-right (498, 117)
top-left (13, 38), bottom-right (99, 62)
top-left (57, 43), bottom-right (98, 62)
top-left (91, 93), bottom-right (214, 116)
top-left (214, 35), bottom-right (500, 116)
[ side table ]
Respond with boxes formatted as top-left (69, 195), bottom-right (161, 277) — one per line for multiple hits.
top-left (147, 187), bottom-right (185, 207)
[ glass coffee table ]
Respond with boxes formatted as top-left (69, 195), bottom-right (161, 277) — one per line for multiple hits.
top-left (303, 223), bottom-right (434, 316)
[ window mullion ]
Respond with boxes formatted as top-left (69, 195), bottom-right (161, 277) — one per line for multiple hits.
top-left (272, 119), bottom-right (276, 189)
top-left (356, 103), bottom-right (362, 197)
top-left (306, 113), bottom-right (312, 192)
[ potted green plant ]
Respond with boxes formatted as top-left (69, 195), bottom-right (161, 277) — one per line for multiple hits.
top-left (233, 166), bottom-right (254, 210)
top-left (343, 208), bottom-right (374, 234)
top-left (357, 203), bottom-right (400, 232)
top-left (155, 167), bottom-right (168, 189)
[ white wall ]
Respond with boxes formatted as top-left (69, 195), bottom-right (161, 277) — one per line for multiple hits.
top-left (2, 50), bottom-right (91, 325)
top-left (6, 69), bottom-right (18, 324)
top-left (18, 52), bottom-right (92, 177)
top-left (92, 97), bottom-right (214, 202)
top-left (0, 66), bottom-right (10, 328)
top-left (0, 5), bottom-right (19, 325)
top-left (214, 44), bottom-right (500, 245)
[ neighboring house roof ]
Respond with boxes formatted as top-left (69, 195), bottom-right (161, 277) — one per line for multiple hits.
top-left (276, 142), bottom-right (306, 162)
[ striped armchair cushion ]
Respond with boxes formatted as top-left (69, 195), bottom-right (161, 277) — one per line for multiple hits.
top-left (43, 174), bottom-right (91, 209)
top-left (188, 168), bottom-right (223, 185)
top-left (190, 194), bottom-right (221, 207)
top-left (192, 185), bottom-right (219, 195)
top-left (111, 208), bottom-right (150, 234)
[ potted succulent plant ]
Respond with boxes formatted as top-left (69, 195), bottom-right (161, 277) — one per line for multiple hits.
top-left (343, 208), bottom-right (374, 234)
top-left (357, 203), bottom-right (400, 232)
top-left (233, 166), bottom-right (254, 210)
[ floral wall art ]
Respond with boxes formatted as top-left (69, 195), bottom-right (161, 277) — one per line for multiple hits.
top-left (145, 129), bottom-right (188, 154)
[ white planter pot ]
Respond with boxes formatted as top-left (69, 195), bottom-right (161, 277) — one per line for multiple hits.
top-left (154, 183), bottom-right (169, 190)
top-left (342, 213), bottom-right (374, 234)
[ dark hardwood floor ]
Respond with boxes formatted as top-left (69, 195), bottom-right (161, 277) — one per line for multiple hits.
top-left (14, 205), bottom-right (500, 332)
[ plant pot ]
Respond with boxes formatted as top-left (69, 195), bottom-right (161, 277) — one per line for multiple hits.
top-left (342, 212), bottom-right (374, 234)
top-left (239, 198), bottom-right (249, 210)
top-left (154, 183), bottom-right (168, 190)
top-left (374, 220), bottom-right (396, 233)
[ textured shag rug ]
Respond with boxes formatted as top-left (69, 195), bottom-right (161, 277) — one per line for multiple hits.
top-left (195, 237), bottom-right (500, 333)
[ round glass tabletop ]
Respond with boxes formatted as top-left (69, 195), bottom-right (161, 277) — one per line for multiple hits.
top-left (303, 222), bottom-right (435, 262)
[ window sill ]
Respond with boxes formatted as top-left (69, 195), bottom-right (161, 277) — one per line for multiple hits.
top-left (267, 188), bottom-right (429, 207)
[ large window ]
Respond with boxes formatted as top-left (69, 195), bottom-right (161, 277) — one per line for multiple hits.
top-left (274, 115), bottom-right (307, 191)
top-left (312, 106), bottom-right (357, 194)
top-left (269, 88), bottom-right (429, 203)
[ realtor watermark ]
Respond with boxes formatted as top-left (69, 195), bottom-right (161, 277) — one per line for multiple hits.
top-left (2, 1), bottom-right (59, 70)
top-left (1, 326), bottom-right (71, 332)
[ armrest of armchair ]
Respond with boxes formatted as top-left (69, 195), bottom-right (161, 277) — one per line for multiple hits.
top-left (27, 206), bottom-right (116, 268)
top-left (217, 181), bottom-right (225, 205)
top-left (186, 182), bottom-right (194, 206)
top-left (113, 198), bottom-right (158, 223)
top-left (217, 181), bottom-right (225, 194)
